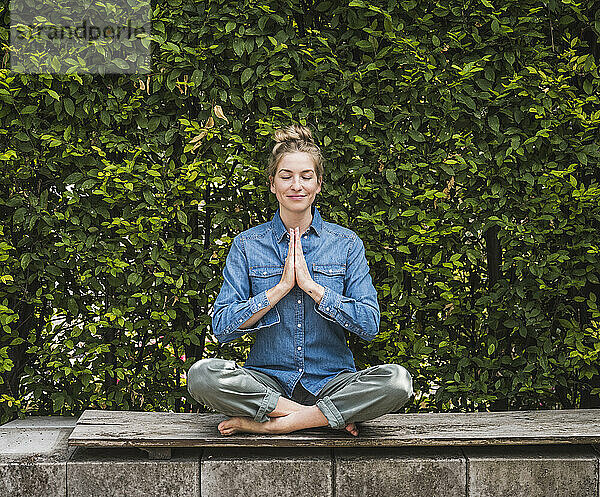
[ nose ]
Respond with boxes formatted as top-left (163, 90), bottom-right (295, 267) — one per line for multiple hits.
top-left (291, 177), bottom-right (302, 190)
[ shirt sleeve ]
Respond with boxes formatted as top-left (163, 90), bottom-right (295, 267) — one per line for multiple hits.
top-left (313, 235), bottom-right (380, 341)
top-left (211, 235), bottom-right (280, 343)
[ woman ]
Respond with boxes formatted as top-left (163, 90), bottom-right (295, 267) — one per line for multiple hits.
top-left (187, 124), bottom-right (413, 436)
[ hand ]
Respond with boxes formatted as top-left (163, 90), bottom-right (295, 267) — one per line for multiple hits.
top-left (278, 228), bottom-right (296, 293)
top-left (293, 227), bottom-right (314, 292)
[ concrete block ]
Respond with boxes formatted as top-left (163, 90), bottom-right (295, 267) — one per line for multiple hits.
top-left (67, 447), bottom-right (199, 497)
top-left (201, 448), bottom-right (332, 497)
top-left (465, 445), bottom-right (599, 497)
top-left (0, 425), bottom-right (74, 497)
top-left (2, 416), bottom-right (78, 429)
top-left (335, 447), bottom-right (466, 497)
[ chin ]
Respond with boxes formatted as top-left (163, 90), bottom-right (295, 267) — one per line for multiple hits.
top-left (282, 200), bottom-right (312, 212)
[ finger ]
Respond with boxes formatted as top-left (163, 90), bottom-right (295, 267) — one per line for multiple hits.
top-left (292, 229), bottom-right (296, 270)
top-left (295, 227), bottom-right (301, 253)
top-left (296, 228), bottom-right (305, 261)
top-left (294, 228), bottom-right (298, 258)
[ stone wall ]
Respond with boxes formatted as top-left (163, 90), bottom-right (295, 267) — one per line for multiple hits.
top-left (1, 417), bottom-right (599, 497)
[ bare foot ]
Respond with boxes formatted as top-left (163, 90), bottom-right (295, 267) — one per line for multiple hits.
top-left (344, 423), bottom-right (359, 436)
top-left (218, 406), bottom-right (329, 436)
top-left (218, 417), bottom-right (271, 436)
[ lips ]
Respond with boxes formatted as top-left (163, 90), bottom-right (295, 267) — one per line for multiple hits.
top-left (287, 195), bottom-right (306, 199)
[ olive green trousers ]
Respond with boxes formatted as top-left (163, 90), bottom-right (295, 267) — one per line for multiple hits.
top-left (186, 358), bottom-right (413, 430)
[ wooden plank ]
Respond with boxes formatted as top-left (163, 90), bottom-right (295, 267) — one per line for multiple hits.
top-left (68, 409), bottom-right (600, 448)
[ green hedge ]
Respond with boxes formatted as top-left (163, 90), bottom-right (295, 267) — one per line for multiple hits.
top-left (1, 0), bottom-right (599, 422)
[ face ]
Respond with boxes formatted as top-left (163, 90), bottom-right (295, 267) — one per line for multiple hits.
top-left (270, 152), bottom-right (322, 215)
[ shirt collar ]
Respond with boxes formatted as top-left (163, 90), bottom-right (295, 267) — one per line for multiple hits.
top-left (273, 204), bottom-right (323, 243)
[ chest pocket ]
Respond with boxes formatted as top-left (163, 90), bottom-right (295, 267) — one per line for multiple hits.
top-left (313, 264), bottom-right (346, 294)
top-left (249, 266), bottom-right (284, 296)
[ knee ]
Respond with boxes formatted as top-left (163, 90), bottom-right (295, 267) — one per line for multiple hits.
top-left (186, 358), bottom-right (220, 399)
top-left (384, 364), bottom-right (414, 402)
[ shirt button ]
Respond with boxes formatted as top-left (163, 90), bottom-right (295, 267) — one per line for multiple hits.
top-left (298, 368), bottom-right (303, 372)
top-left (297, 346), bottom-right (302, 351)
top-left (325, 307), bottom-right (330, 311)
top-left (297, 323), bottom-right (301, 328)
top-left (297, 299), bottom-right (301, 304)
top-left (263, 271), bottom-right (267, 275)
top-left (239, 319), bottom-right (243, 323)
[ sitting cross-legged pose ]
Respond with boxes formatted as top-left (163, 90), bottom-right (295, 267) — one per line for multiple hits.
top-left (187, 124), bottom-right (413, 436)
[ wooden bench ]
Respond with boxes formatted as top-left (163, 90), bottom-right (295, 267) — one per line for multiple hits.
top-left (67, 408), bottom-right (600, 460)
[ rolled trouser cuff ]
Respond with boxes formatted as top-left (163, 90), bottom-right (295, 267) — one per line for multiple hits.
top-left (316, 396), bottom-right (345, 430)
top-left (254, 389), bottom-right (280, 422)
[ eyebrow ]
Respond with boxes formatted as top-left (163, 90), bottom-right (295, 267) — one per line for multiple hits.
top-left (278, 169), bottom-right (314, 173)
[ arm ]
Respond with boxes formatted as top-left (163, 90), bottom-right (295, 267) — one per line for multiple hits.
top-left (212, 228), bottom-right (295, 343)
top-left (308, 236), bottom-right (380, 341)
top-left (240, 284), bottom-right (289, 329)
top-left (211, 236), bottom-right (286, 343)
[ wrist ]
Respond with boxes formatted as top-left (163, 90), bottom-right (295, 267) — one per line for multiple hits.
top-left (305, 280), bottom-right (325, 304)
top-left (274, 282), bottom-right (292, 298)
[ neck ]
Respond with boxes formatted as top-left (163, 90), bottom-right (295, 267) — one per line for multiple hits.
top-left (279, 205), bottom-right (314, 234)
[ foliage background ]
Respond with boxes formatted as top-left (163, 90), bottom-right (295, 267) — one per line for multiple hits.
top-left (1, 0), bottom-right (599, 422)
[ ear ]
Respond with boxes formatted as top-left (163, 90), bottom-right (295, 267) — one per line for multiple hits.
top-left (269, 176), bottom-right (275, 194)
top-left (316, 176), bottom-right (322, 195)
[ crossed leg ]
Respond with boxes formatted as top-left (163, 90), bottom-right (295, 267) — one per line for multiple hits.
top-left (216, 364), bottom-right (415, 437)
top-left (187, 358), bottom-right (362, 437)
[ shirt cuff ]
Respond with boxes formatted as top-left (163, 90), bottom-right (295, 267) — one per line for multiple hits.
top-left (249, 290), bottom-right (270, 314)
top-left (314, 285), bottom-right (342, 323)
top-left (218, 291), bottom-right (278, 339)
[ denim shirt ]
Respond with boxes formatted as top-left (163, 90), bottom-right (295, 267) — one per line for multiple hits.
top-left (211, 205), bottom-right (381, 397)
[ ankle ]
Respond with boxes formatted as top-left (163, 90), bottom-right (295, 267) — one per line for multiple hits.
top-left (263, 416), bottom-right (283, 434)
top-left (269, 398), bottom-right (309, 417)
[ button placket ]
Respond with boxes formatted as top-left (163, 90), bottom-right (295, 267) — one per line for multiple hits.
top-left (295, 289), bottom-right (304, 374)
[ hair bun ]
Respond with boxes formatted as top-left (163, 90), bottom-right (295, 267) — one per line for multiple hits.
top-left (273, 124), bottom-right (314, 145)
top-left (267, 123), bottom-right (324, 182)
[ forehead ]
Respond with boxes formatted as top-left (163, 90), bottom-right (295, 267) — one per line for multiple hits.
top-left (276, 152), bottom-right (316, 174)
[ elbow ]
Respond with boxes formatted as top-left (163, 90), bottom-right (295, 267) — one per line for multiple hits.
top-left (214, 332), bottom-right (236, 344)
top-left (354, 319), bottom-right (379, 343)
top-left (211, 316), bottom-right (231, 344)
top-left (362, 328), bottom-right (379, 342)
top-left (363, 309), bottom-right (380, 342)
top-left (212, 323), bottom-right (239, 344)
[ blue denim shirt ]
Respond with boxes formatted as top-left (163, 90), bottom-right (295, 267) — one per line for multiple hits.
top-left (211, 205), bottom-right (380, 397)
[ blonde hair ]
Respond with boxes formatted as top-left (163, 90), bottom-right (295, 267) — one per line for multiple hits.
top-left (267, 124), bottom-right (324, 184)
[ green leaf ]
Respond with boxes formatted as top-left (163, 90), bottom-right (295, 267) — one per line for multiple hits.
top-left (64, 98), bottom-right (75, 116)
top-left (13, 208), bottom-right (26, 223)
top-left (241, 68), bottom-right (253, 85)
top-left (233, 38), bottom-right (244, 57)
top-left (21, 105), bottom-right (38, 114)
top-left (177, 210), bottom-right (188, 225)
top-left (113, 59), bottom-right (130, 70)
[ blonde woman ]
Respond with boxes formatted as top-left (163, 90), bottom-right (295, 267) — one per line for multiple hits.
top-left (187, 124), bottom-right (413, 436)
